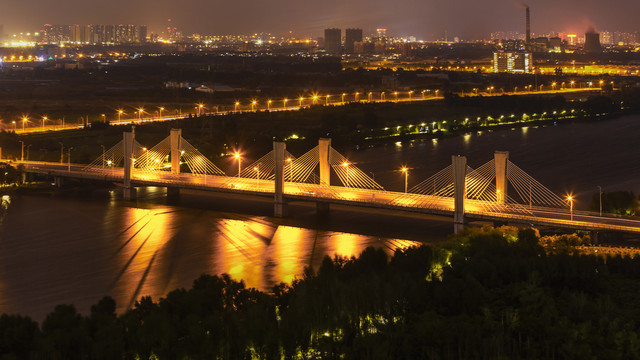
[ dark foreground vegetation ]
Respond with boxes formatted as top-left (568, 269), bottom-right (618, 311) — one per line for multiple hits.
top-left (3, 226), bottom-right (640, 359)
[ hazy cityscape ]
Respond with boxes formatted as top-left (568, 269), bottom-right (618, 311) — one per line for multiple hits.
top-left (2, 0), bottom-right (640, 358)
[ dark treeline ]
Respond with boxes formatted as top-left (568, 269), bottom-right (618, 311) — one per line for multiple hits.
top-left (4, 226), bottom-right (640, 359)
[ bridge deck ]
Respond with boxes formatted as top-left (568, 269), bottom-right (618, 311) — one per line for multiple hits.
top-left (14, 160), bottom-right (640, 234)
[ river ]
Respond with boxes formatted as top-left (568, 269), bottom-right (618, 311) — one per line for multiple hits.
top-left (1, 113), bottom-right (639, 321)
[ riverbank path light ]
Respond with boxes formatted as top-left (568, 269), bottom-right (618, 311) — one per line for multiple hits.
top-left (401, 166), bottom-right (409, 193)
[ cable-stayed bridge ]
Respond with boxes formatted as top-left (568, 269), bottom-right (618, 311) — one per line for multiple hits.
top-left (10, 128), bottom-right (640, 235)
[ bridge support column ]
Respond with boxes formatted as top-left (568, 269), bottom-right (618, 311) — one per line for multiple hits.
top-left (170, 129), bottom-right (182, 174)
top-left (273, 141), bottom-right (288, 217)
top-left (316, 201), bottom-right (330, 215)
top-left (495, 151), bottom-right (509, 204)
top-left (123, 131), bottom-right (137, 201)
top-left (319, 138), bottom-right (331, 187)
top-left (166, 187), bottom-right (180, 204)
top-left (453, 155), bottom-right (467, 234)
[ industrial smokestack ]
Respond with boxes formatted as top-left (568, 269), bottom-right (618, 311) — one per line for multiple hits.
top-left (525, 6), bottom-right (531, 43)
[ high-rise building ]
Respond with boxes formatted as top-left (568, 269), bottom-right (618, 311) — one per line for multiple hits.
top-left (584, 30), bottom-right (601, 53)
top-left (138, 25), bottom-right (148, 43)
top-left (344, 28), bottom-right (363, 53)
top-left (324, 28), bottom-right (341, 54)
top-left (493, 52), bottom-right (533, 73)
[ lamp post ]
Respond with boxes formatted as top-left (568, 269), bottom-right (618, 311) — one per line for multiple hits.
top-left (22, 117), bottom-right (28, 132)
top-left (159, 107), bottom-right (165, 118)
top-left (283, 99), bottom-right (288, 109)
top-left (394, 91), bottom-right (398, 102)
top-left (19, 140), bottom-right (24, 161)
top-left (355, 92), bottom-right (359, 102)
top-left (117, 110), bottom-right (123, 122)
top-left (401, 167), bottom-right (408, 193)
top-left (368, 92), bottom-right (373, 102)
top-left (252, 100), bottom-right (257, 111)
top-left (342, 162), bottom-right (350, 187)
top-left (138, 108), bottom-right (144, 121)
top-left (234, 152), bottom-right (241, 177)
top-left (235, 102), bottom-right (240, 112)
top-left (325, 95), bottom-right (330, 105)
top-left (67, 147), bottom-right (73, 172)
top-left (341, 93), bottom-right (346, 104)
top-left (12, 121), bottom-right (16, 131)
top-left (408, 91), bottom-right (413, 102)
top-left (381, 92), bottom-right (385, 101)
top-left (597, 186), bottom-right (603, 217)
top-left (42, 116), bottom-right (47, 130)
top-left (197, 104), bottom-right (204, 116)
top-left (421, 90), bottom-right (426, 99)
top-left (267, 100), bottom-right (272, 111)
top-left (567, 196), bottom-right (574, 221)
top-left (299, 97), bottom-right (304, 108)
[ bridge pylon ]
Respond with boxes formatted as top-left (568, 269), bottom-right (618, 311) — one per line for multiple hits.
top-left (170, 129), bottom-right (182, 174)
top-left (123, 130), bottom-right (136, 200)
top-left (452, 155), bottom-right (467, 234)
top-left (319, 138), bottom-right (331, 186)
top-left (495, 151), bottom-right (509, 204)
top-left (273, 141), bottom-right (288, 217)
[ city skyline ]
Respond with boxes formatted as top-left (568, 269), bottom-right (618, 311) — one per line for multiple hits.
top-left (1, 0), bottom-right (639, 40)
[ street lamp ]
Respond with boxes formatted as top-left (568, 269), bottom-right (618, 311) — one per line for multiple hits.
top-left (235, 102), bottom-right (240, 112)
top-left (267, 100), bottom-right (272, 111)
top-left (368, 92), bottom-right (373, 102)
top-left (381, 92), bottom-right (385, 101)
top-left (299, 97), bottom-right (304, 108)
top-left (197, 103), bottom-right (204, 116)
top-left (312, 95), bottom-right (318, 104)
top-left (67, 147), bottom-right (73, 172)
top-left (234, 152), bottom-right (241, 177)
top-left (12, 121), bottom-right (16, 131)
top-left (117, 110), bottom-right (124, 122)
top-left (159, 107), bottom-right (165, 118)
top-left (597, 186), bottom-right (603, 217)
top-left (22, 117), bottom-right (28, 132)
top-left (567, 195), bottom-right (574, 221)
top-left (401, 166), bottom-right (408, 193)
top-left (42, 116), bottom-right (47, 130)
top-left (137, 108), bottom-right (144, 121)
top-left (355, 92), bottom-right (359, 102)
top-left (408, 91), bottom-right (413, 102)
top-left (342, 162), bottom-right (350, 187)
top-left (421, 90), bottom-right (426, 99)
top-left (251, 100), bottom-right (257, 111)
top-left (341, 93), bottom-right (346, 104)
top-left (283, 98), bottom-right (288, 109)
top-left (325, 95), bottom-right (330, 105)
top-left (394, 91), bottom-right (398, 102)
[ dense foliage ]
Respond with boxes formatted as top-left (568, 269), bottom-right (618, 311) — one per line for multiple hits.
top-left (3, 226), bottom-right (640, 359)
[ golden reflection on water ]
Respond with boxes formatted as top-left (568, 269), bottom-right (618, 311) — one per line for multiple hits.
top-left (103, 203), bottom-right (420, 309)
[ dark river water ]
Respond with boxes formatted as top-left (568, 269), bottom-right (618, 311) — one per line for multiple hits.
top-left (1, 114), bottom-right (639, 321)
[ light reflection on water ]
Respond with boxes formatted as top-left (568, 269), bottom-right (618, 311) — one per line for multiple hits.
top-left (0, 195), bottom-right (419, 321)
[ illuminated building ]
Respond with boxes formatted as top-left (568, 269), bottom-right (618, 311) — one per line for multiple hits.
top-left (344, 28), bottom-right (362, 54)
top-left (493, 51), bottom-right (533, 73)
top-left (324, 28), bottom-right (341, 54)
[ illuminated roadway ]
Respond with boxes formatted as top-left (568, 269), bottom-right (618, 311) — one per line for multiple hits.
top-left (14, 160), bottom-right (640, 234)
top-left (6, 87), bottom-right (602, 135)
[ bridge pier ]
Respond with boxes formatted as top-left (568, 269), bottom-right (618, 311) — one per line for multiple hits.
top-left (273, 141), bottom-right (288, 217)
top-left (54, 176), bottom-right (64, 188)
top-left (316, 201), bottom-right (330, 215)
top-left (495, 151), bottom-right (509, 204)
top-left (167, 187), bottom-right (180, 203)
top-left (453, 155), bottom-right (467, 234)
top-left (123, 130), bottom-right (137, 201)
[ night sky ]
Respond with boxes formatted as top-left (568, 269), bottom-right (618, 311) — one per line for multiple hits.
top-left (1, 0), bottom-right (638, 40)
